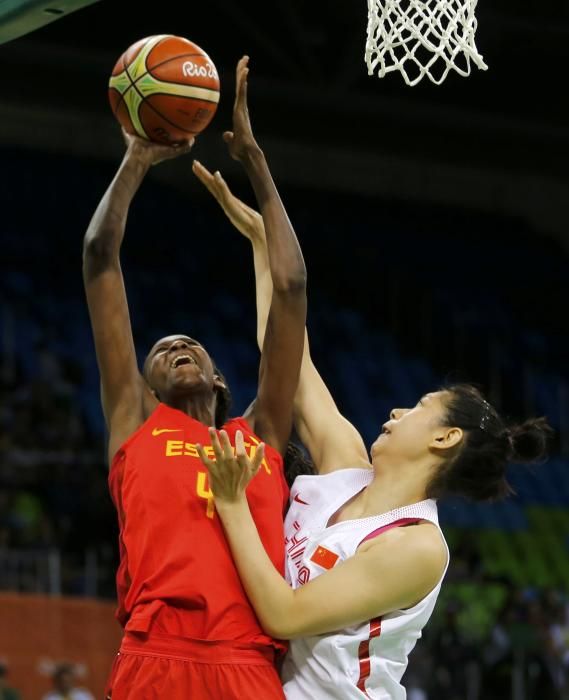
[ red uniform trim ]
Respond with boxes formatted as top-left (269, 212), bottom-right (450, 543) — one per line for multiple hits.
top-left (356, 617), bottom-right (382, 696)
top-left (355, 517), bottom-right (422, 695)
top-left (359, 517), bottom-right (421, 546)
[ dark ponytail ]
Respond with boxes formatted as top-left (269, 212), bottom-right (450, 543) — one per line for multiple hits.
top-left (283, 441), bottom-right (316, 487)
top-left (426, 384), bottom-right (552, 502)
top-left (507, 418), bottom-right (550, 464)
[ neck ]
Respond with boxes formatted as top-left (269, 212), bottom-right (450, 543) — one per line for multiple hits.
top-left (359, 459), bottom-right (431, 516)
top-left (166, 391), bottom-right (218, 427)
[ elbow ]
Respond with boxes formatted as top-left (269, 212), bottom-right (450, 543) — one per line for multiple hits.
top-left (262, 617), bottom-right (297, 641)
top-left (261, 604), bottom-right (304, 640)
top-left (272, 269), bottom-right (307, 295)
top-left (82, 233), bottom-right (117, 267)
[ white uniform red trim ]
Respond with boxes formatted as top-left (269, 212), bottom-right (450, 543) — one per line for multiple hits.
top-left (281, 468), bottom-right (449, 699)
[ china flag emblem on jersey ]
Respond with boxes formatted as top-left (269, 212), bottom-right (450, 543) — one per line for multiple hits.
top-left (310, 545), bottom-right (339, 570)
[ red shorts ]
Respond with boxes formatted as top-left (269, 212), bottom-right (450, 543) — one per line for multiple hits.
top-left (105, 632), bottom-right (285, 700)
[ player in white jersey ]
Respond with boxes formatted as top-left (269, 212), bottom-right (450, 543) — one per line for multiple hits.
top-left (194, 165), bottom-right (551, 699)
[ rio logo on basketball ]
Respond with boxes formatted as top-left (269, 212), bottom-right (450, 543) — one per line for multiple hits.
top-left (109, 35), bottom-right (220, 145)
top-left (182, 60), bottom-right (218, 80)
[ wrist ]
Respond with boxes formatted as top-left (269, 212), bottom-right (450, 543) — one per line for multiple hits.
top-left (240, 144), bottom-right (265, 169)
top-left (123, 144), bottom-right (153, 172)
top-left (215, 496), bottom-right (248, 519)
top-left (248, 220), bottom-right (267, 244)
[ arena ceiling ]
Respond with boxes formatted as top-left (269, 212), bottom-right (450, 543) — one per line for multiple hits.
top-left (20, 0), bottom-right (569, 126)
top-left (1, 0), bottom-right (568, 245)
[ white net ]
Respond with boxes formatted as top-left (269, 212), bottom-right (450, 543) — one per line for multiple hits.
top-left (365, 0), bottom-right (488, 86)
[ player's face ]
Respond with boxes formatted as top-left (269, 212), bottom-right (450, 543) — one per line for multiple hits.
top-left (371, 391), bottom-right (453, 462)
top-left (145, 335), bottom-right (217, 399)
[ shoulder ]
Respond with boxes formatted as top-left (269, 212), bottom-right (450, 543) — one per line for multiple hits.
top-left (361, 522), bottom-right (447, 586)
top-left (109, 401), bottom-right (164, 456)
top-left (225, 416), bottom-right (281, 452)
top-left (222, 416), bottom-right (257, 441)
top-left (223, 415), bottom-right (248, 430)
top-left (108, 394), bottom-right (164, 462)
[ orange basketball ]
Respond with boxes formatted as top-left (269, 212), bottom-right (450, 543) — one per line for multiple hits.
top-left (109, 35), bottom-right (220, 145)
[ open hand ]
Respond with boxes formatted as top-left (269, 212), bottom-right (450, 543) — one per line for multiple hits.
top-left (192, 160), bottom-right (264, 242)
top-left (197, 429), bottom-right (265, 505)
top-left (123, 128), bottom-right (194, 167)
top-left (223, 56), bottom-right (260, 162)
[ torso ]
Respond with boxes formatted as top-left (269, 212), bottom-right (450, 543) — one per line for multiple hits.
top-left (108, 402), bottom-right (289, 651)
top-left (281, 469), bottom-right (449, 699)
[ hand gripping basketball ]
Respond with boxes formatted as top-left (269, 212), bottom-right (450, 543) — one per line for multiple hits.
top-left (197, 429), bottom-right (265, 505)
top-left (223, 57), bottom-right (260, 162)
top-left (123, 129), bottom-right (194, 166)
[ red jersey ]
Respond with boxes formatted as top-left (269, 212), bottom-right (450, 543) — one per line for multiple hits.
top-left (108, 403), bottom-right (289, 652)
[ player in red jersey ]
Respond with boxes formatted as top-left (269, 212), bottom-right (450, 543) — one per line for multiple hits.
top-left (82, 57), bottom-right (306, 700)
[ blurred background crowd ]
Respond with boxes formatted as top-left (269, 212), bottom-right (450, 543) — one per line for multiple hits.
top-left (1, 0), bottom-right (569, 697)
top-left (1, 150), bottom-right (568, 699)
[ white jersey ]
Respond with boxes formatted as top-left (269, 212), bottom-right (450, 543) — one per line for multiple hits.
top-left (281, 469), bottom-right (449, 700)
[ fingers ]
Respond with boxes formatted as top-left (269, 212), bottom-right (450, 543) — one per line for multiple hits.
top-left (122, 128), bottom-right (194, 159)
top-left (235, 56), bottom-right (249, 90)
top-left (219, 429), bottom-right (235, 462)
top-left (192, 159), bottom-right (213, 182)
top-left (235, 430), bottom-right (248, 466)
top-left (251, 442), bottom-right (265, 474)
top-left (223, 131), bottom-right (234, 144)
top-left (238, 67), bottom-right (249, 105)
top-left (210, 429), bottom-right (261, 470)
top-left (193, 162), bottom-right (240, 217)
top-left (212, 169), bottom-right (230, 197)
top-left (208, 427), bottom-right (225, 464)
top-left (179, 137), bottom-right (195, 154)
top-left (237, 55), bottom-right (249, 73)
top-left (235, 429), bottom-right (245, 452)
top-left (192, 160), bottom-right (218, 197)
top-left (196, 442), bottom-right (214, 469)
top-left (235, 431), bottom-right (262, 478)
top-left (208, 428), bottom-right (235, 465)
top-left (235, 56), bottom-right (249, 109)
top-left (167, 137), bottom-right (194, 156)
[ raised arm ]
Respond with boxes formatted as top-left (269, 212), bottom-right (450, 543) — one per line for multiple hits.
top-left (192, 164), bottom-right (369, 472)
top-left (222, 57), bottom-right (307, 456)
top-left (83, 133), bottom-right (193, 461)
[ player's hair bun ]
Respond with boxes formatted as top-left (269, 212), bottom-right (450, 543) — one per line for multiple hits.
top-left (507, 418), bottom-right (552, 464)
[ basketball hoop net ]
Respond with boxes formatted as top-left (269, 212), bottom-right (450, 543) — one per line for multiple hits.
top-left (365, 0), bottom-right (488, 86)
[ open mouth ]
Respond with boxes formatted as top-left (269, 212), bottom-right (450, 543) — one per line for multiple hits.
top-left (381, 425), bottom-right (391, 435)
top-left (171, 354), bottom-right (197, 369)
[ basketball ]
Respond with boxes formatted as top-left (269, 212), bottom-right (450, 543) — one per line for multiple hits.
top-left (108, 35), bottom-right (220, 145)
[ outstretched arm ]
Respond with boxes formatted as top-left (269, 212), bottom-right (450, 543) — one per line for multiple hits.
top-left (83, 133), bottom-right (193, 461)
top-left (193, 163), bottom-right (369, 472)
top-left (197, 430), bottom-right (447, 639)
top-left (222, 57), bottom-right (307, 456)
top-left (192, 163), bottom-right (269, 349)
